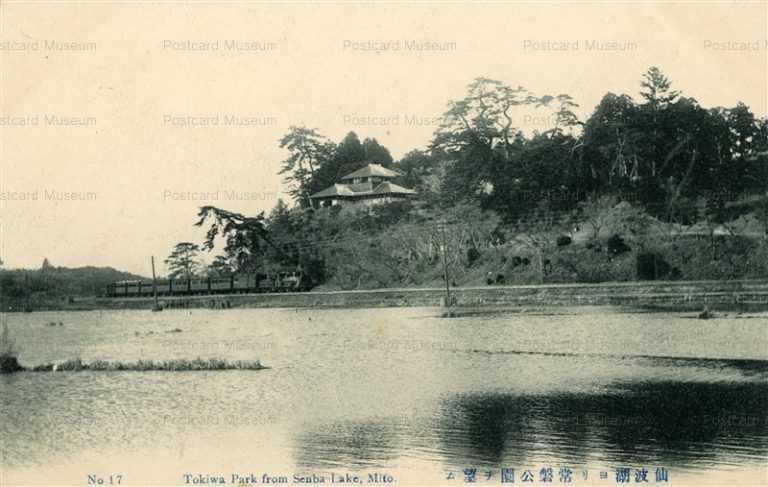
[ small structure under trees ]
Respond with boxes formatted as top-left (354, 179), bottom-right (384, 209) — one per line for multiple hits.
top-left (309, 164), bottom-right (416, 208)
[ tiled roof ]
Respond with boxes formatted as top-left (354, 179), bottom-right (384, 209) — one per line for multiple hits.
top-left (340, 164), bottom-right (401, 180)
top-left (309, 184), bottom-right (356, 199)
top-left (310, 181), bottom-right (416, 199)
top-left (372, 182), bottom-right (417, 195)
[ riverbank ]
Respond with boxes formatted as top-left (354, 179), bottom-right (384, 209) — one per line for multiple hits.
top-left (16, 279), bottom-right (768, 312)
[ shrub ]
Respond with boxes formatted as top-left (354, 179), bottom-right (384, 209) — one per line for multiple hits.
top-left (58, 358), bottom-right (84, 371)
top-left (660, 235), bottom-right (766, 280)
top-left (607, 234), bottom-right (631, 256)
top-left (26, 357), bottom-right (267, 372)
top-left (88, 360), bottom-right (112, 371)
top-left (0, 355), bottom-right (23, 373)
top-left (636, 253), bottom-right (680, 280)
top-left (467, 247), bottom-right (481, 265)
top-left (552, 246), bottom-right (635, 283)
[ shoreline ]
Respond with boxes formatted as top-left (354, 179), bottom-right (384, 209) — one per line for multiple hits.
top-left (9, 278), bottom-right (768, 313)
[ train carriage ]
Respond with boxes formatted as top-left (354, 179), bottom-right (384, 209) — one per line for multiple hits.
top-left (107, 268), bottom-right (309, 298)
top-left (232, 276), bottom-right (252, 293)
top-left (210, 277), bottom-right (234, 294)
top-left (189, 278), bottom-right (209, 294)
top-left (155, 282), bottom-right (171, 295)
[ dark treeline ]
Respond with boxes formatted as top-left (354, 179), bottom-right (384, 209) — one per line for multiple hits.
top-left (0, 260), bottom-right (144, 309)
top-left (169, 68), bottom-right (768, 289)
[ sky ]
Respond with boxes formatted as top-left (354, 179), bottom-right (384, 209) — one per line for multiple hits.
top-left (0, 1), bottom-right (766, 276)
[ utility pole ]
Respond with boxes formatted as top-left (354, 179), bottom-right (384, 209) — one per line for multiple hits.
top-left (151, 256), bottom-right (161, 312)
top-left (24, 270), bottom-right (31, 312)
top-left (764, 190), bottom-right (767, 241)
top-left (439, 219), bottom-right (451, 307)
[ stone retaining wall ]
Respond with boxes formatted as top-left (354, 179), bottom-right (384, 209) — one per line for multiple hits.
top-left (67, 279), bottom-right (768, 311)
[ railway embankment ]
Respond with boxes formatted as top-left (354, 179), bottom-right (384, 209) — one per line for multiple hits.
top-left (47, 279), bottom-right (768, 312)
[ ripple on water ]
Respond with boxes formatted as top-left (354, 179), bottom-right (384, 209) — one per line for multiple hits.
top-left (1, 307), bottom-right (767, 484)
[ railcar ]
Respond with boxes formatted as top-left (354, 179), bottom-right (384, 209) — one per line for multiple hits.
top-left (106, 270), bottom-right (309, 298)
top-left (155, 282), bottom-right (171, 295)
top-left (210, 277), bottom-right (235, 293)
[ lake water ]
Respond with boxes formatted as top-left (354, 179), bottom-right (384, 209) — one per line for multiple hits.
top-left (1, 307), bottom-right (767, 486)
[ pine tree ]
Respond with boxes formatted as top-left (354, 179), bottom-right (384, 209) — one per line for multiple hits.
top-left (164, 242), bottom-right (202, 279)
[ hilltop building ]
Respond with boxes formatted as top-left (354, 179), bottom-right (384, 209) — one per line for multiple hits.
top-left (309, 163), bottom-right (416, 208)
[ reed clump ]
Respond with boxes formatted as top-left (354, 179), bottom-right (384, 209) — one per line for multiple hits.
top-left (25, 357), bottom-right (266, 372)
top-left (0, 322), bottom-right (267, 374)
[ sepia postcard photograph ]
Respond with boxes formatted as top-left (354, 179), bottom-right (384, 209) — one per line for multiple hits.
top-left (0, 1), bottom-right (767, 486)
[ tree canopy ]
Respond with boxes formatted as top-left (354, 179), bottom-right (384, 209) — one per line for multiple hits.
top-left (164, 242), bottom-right (203, 279)
top-left (191, 66), bottom-right (768, 289)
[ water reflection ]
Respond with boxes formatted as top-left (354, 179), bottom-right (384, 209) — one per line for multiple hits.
top-left (293, 420), bottom-right (402, 469)
top-left (294, 379), bottom-right (768, 473)
top-left (4, 307), bottom-right (768, 484)
top-left (443, 380), bottom-right (768, 468)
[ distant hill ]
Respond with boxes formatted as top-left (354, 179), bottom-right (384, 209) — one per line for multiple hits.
top-left (0, 266), bottom-right (146, 310)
